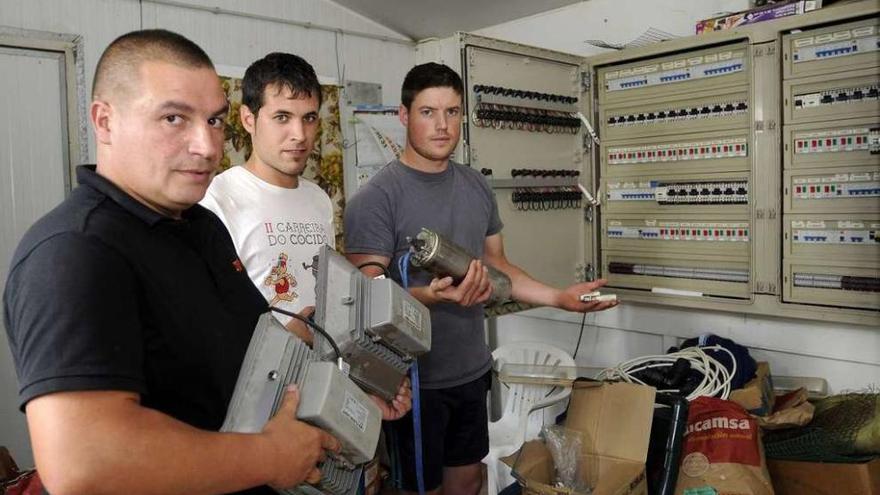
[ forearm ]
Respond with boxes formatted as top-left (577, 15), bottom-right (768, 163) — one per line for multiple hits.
top-left (103, 408), bottom-right (276, 495)
top-left (493, 261), bottom-right (561, 307)
top-left (30, 395), bottom-right (277, 495)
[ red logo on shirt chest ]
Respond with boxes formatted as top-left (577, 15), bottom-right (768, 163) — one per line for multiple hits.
top-left (232, 259), bottom-right (244, 272)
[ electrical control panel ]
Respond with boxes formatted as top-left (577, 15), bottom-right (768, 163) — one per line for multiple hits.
top-left (417, 1), bottom-right (879, 324)
top-left (782, 17), bottom-right (880, 79)
top-left (601, 88), bottom-right (750, 141)
top-left (783, 69), bottom-right (879, 124)
top-left (598, 43), bottom-right (750, 105)
top-left (594, 35), bottom-right (753, 300)
top-left (782, 13), bottom-right (880, 312)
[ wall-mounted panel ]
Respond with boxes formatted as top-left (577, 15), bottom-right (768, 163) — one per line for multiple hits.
top-left (784, 262), bottom-right (879, 310)
top-left (604, 253), bottom-right (751, 299)
top-left (784, 165), bottom-right (880, 214)
top-left (599, 42), bottom-right (750, 106)
top-left (602, 130), bottom-right (750, 177)
top-left (605, 171), bottom-right (750, 215)
top-left (784, 214), bottom-right (879, 261)
top-left (601, 88), bottom-right (749, 141)
top-left (783, 69), bottom-right (879, 124)
top-left (603, 215), bottom-right (750, 257)
top-left (423, 3), bottom-right (880, 324)
top-left (781, 13), bottom-right (880, 314)
top-left (784, 117), bottom-right (880, 170)
top-left (783, 18), bottom-right (880, 79)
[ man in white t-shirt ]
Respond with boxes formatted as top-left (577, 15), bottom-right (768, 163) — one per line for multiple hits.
top-left (203, 53), bottom-right (410, 421)
top-left (202, 52), bottom-right (331, 344)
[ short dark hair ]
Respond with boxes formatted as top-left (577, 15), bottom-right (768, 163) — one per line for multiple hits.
top-left (242, 52), bottom-right (322, 115)
top-left (401, 63), bottom-right (463, 110)
top-left (93, 29), bottom-right (213, 100)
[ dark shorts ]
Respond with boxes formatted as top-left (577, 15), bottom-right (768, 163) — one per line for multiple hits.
top-left (386, 371), bottom-right (491, 492)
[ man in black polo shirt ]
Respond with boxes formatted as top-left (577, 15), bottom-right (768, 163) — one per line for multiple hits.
top-left (3, 30), bottom-right (340, 494)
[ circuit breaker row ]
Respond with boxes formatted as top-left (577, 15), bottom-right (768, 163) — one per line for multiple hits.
top-left (781, 17), bottom-right (880, 311)
top-left (597, 41), bottom-right (753, 299)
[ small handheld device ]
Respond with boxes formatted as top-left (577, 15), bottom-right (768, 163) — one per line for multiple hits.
top-left (579, 291), bottom-right (618, 303)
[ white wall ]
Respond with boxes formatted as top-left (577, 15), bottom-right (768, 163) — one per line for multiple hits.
top-left (0, 0), bottom-right (415, 161)
top-left (476, 0), bottom-right (880, 394)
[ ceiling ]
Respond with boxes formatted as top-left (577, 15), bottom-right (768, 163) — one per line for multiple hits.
top-left (332, 0), bottom-right (584, 40)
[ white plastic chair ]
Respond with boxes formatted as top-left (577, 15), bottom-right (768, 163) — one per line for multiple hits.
top-left (482, 341), bottom-right (576, 494)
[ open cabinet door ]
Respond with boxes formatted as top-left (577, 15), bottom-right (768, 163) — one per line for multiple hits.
top-left (417, 34), bottom-right (596, 314)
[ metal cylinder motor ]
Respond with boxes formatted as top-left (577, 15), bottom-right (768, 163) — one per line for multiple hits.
top-left (408, 228), bottom-right (512, 306)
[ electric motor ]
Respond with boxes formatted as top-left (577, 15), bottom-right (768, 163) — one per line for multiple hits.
top-left (408, 228), bottom-right (512, 306)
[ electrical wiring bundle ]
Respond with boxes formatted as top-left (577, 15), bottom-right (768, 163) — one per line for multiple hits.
top-left (596, 345), bottom-right (737, 401)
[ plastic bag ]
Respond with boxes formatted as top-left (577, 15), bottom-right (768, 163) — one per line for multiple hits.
top-left (542, 424), bottom-right (592, 493)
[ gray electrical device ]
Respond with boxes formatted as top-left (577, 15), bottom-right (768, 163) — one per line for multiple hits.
top-left (314, 246), bottom-right (432, 401)
top-left (221, 312), bottom-right (381, 495)
top-left (296, 361), bottom-right (381, 465)
top-left (366, 277), bottom-right (431, 356)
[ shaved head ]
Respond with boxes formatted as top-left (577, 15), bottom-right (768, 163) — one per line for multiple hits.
top-left (92, 29), bottom-right (214, 102)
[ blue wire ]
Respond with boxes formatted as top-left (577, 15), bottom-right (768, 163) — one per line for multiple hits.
top-left (398, 251), bottom-right (411, 292)
top-left (411, 362), bottom-right (424, 495)
top-left (397, 251), bottom-right (424, 495)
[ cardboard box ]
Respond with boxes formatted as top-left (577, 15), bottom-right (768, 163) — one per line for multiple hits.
top-left (505, 381), bottom-right (656, 495)
top-left (696, 1), bottom-right (822, 34)
top-left (730, 361), bottom-right (775, 416)
top-left (767, 458), bottom-right (880, 495)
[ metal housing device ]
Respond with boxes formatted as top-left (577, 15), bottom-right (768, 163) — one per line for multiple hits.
top-left (314, 246), bottom-right (431, 401)
top-left (222, 312), bottom-right (381, 495)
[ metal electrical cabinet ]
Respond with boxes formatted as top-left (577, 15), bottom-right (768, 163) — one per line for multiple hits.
top-left (416, 0), bottom-right (879, 325)
top-left (780, 16), bottom-right (880, 312)
top-left (597, 41), bottom-right (754, 301)
top-left (417, 34), bottom-right (593, 293)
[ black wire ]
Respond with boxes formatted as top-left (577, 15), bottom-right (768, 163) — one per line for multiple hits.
top-left (542, 311), bottom-right (590, 398)
top-left (573, 311), bottom-right (588, 360)
top-left (269, 307), bottom-right (342, 361)
top-left (357, 261), bottom-right (391, 278)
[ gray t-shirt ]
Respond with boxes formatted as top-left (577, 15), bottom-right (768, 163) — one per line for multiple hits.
top-left (344, 160), bottom-right (503, 389)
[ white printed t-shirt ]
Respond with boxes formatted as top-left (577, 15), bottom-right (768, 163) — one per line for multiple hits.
top-left (201, 166), bottom-right (335, 324)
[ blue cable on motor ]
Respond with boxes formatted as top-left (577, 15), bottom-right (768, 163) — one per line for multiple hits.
top-left (398, 251), bottom-right (425, 495)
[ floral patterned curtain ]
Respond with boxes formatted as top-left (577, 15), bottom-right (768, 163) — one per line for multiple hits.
top-left (219, 77), bottom-right (346, 246)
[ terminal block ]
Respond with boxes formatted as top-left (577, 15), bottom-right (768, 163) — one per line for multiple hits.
top-left (606, 180), bottom-right (748, 205)
top-left (607, 138), bottom-right (747, 165)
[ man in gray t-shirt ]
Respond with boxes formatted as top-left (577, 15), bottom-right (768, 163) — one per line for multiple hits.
top-left (344, 63), bottom-right (617, 495)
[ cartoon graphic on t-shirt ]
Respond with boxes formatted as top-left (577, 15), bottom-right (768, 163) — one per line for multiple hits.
top-left (264, 252), bottom-right (297, 306)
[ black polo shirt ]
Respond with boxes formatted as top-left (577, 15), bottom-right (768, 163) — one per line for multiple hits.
top-left (4, 166), bottom-right (271, 493)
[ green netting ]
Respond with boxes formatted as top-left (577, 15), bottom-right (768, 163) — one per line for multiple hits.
top-left (764, 392), bottom-right (879, 462)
